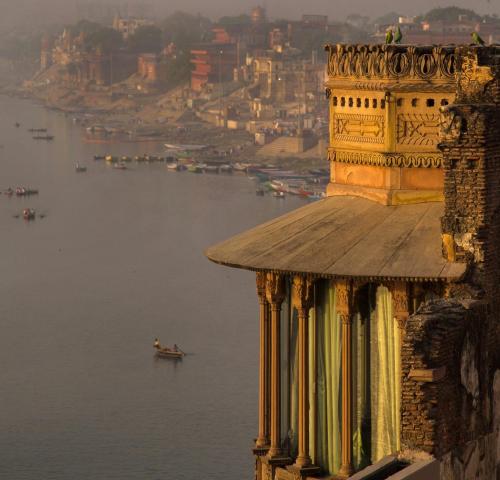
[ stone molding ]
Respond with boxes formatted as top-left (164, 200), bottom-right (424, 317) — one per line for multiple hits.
top-left (328, 148), bottom-right (443, 168)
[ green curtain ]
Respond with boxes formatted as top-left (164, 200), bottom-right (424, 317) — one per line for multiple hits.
top-left (289, 308), bottom-right (299, 457)
top-left (352, 284), bottom-right (401, 467)
top-left (370, 286), bottom-right (401, 462)
top-left (353, 308), bottom-right (370, 470)
top-left (316, 281), bottom-right (342, 474)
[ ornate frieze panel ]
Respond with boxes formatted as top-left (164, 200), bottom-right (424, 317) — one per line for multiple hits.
top-left (397, 113), bottom-right (440, 146)
top-left (334, 113), bottom-right (384, 144)
top-left (325, 44), bottom-right (457, 82)
top-left (328, 149), bottom-right (443, 168)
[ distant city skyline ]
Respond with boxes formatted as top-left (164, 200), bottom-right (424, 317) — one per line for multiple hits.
top-left (1, 0), bottom-right (498, 30)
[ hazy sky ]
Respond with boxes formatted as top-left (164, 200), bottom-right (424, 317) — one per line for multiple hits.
top-left (2, 0), bottom-right (499, 29)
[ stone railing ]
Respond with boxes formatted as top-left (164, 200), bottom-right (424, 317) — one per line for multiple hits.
top-left (325, 44), bottom-right (457, 81)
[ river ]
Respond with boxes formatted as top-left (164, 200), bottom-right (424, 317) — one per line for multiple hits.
top-left (0, 95), bottom-right (307, 480)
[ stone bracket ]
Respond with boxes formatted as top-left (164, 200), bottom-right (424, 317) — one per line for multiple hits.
top-left (409, 366), bottom-right (447, 383)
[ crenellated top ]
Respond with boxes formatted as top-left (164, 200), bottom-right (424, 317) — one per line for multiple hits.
top-left (324, 44), bottom-right (457, 83)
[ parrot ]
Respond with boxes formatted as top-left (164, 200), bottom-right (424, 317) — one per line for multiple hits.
top-left (471, 32), bottom-right (485, 46)
top-left (385, 29), bottom-right (393, 45)
top-left (394, 26), bottom-right (403, 44)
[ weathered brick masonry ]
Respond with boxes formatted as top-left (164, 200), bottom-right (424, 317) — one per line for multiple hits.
top-left (401, 47), bottom-right (500, 478)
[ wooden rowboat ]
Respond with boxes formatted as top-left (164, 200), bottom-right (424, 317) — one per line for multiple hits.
top-left (154, 346), bottom-right (185, 359)
top-left (153, 338), bottom-right (184, 358)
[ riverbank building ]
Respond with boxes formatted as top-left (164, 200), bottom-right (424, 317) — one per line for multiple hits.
top-left (206, 44), bottom-right (500, 479)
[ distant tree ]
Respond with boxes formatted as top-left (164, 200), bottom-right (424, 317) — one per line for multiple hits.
top-left (160, 11), bottom-right (212, 50)
top-left (218, 14), bottom-right (252, 26)
top-left (85, 27), bottom-right (123, 53)
top-left (127, 25), bottom-right (163, 53)
top-left (422, 7), bottom-right (481, 22)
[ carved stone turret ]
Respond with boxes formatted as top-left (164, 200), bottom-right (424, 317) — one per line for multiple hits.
top-left (324, 44), bottom-right (462, 206)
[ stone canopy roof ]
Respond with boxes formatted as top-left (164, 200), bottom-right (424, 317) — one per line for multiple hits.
top-left (205, 196), bottom-right (466, 282)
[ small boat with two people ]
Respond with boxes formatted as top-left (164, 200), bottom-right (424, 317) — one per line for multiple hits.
top-left (113, 162), bottom-right (128, 170)
top-left (23, 208), bottom-right (36, 220)
top-left (75, 163), bottom-right (87, 172)
top-left (154, 338), bottom-right (185, 359)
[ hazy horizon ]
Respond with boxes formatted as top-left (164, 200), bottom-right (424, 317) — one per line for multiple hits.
top-left (1, 0), bottom-right (499, 30)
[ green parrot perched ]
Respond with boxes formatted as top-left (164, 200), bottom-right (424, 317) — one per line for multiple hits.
top-left (385, 29), bottom-right (393, 45)
top-left (394, 26), bottom-right (403, 44)
top-left (471, 32), bottom-right (485, 46)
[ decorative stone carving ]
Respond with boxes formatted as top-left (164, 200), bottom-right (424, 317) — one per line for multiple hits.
top-left (334, 113), bottom-right (385, 144)
top-left (256, 271), bottom-right (267, 301)
top-left (265, 273), bottom-right (285, 306)
top-left (328, 149), bottom-right (443, 168)
top-left (397, 113), bottom-right (440, 146)
top-left (291, 275), bottom-right (314, 312)
top-left (336, 280), bottom-right (351, 324)
top-left (390, 281), bottom-right (410, 333)
top-left (325, 44), bottom-right (457, 81)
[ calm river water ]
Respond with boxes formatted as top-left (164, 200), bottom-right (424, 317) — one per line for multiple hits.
top-left (0, 96), bottom-right (306, 480)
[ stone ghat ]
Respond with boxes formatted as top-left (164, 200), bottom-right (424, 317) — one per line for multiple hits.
top-left (324, 44), bottom-right (500, 82)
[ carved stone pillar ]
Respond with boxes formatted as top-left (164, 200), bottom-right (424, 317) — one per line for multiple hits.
top-left (391, 281), bottom-right (410, 341)
top-left (256, 271), bottom-right (270, 449)
top-left (291, 275), bottom-right (315, 468)
top-left (265, 272), bottom-right (286, 458)
top-left (337, 280), bottom-right (354, 478)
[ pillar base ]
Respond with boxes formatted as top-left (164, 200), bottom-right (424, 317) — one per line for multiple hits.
top-left (286, 463), bottom-right (321, 479)
top-left (253, 445), bottom-right (270, 456)
top-left (261, 455), bottom-right (293, 480)
top-left (334, 465), bottom-right (354, 479)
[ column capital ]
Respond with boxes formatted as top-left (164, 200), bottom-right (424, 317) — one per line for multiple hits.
top-left (291, 275), bottom-right (314, 313)
top-left (336, 280), bottom-right (351, 324)
top-left (256, 271), bottom-right (267, 303)
top-left (265, 272), bottom-right (286, 306)
top-left (389, 281), bottom-right (410, 332)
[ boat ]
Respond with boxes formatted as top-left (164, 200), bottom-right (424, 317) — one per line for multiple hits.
top-left (188, 163), bottom-right (204, 173)
top-left (273, 191), bottom-right (285, 198)
top-left (23, 208), bottom-right (36, 220)
top-left (205, 165), bottom-right (220, 174)
top-left (32, 135), bottom-right (54, 141)
top-left (93, 155), bottom-right (105, 160)
top-left (176, 164), bottom-right (187, 172)
top-left (15, 187), bottom-right (38, 196)
top-left (113, 162), bottom-right (127, 170)
top-left (15, 122), bottom-right (20, 128)
top-left (75, 163), bottom-right (87, 172)
top-left (4, 188), bottom-right (13, 196)
top-left (219, 164), bottom-right (233, 174)
top-left (234, 162), bottom-right (250, 172)
top-left (153, 339), bottom-right (184, 359)
top-left (28, 128), bottom-right (47, 133)
top-left (155, 347), bottom-right (185, 359)
top-left (166, 161), bottom-right (178, 170)
top-left (105, 155), bottom-right (117, 163)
